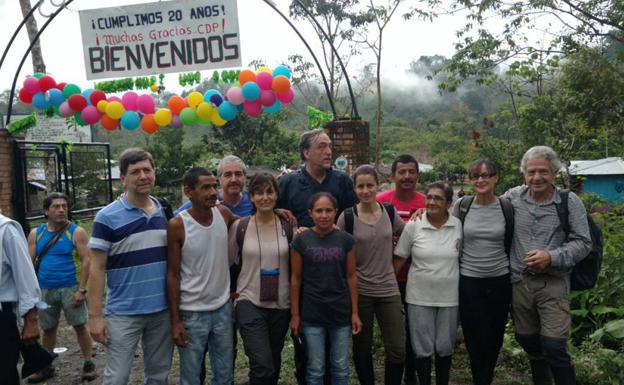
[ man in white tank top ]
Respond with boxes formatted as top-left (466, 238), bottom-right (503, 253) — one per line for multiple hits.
top-left (166, 167), bottom-right (238, 385)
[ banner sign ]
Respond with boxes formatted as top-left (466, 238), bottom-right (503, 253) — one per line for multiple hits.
top-left (25, 115), bottom-right (92, 143)
top-left (79, 0), bottom-right (241, 80)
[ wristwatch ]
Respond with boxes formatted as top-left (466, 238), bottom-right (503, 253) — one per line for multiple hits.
top-left (78, 287), bottom-right (87, 295)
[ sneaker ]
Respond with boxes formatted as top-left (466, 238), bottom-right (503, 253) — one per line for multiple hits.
top-left (81, 360), bottom-right (98, 381)
top-left (27, 366), bottom-right (55, 384)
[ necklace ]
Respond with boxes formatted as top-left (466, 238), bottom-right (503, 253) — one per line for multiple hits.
top-left (254, 214), bottom-right (281, 269)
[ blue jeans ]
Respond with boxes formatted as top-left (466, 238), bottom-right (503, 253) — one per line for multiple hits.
top-left (302, 325), bottom-right (351, 385)
top-left (179, 301), bottom-right (234, 385)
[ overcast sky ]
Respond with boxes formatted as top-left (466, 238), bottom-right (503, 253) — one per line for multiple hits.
top-left (0, 0), bottom-right (462, 94)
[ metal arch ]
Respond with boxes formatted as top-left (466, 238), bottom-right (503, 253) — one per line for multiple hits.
top-left (0, 0), bottom-right (44, 73)
top-left (262, 0), bottom-right (336, 118)
top-left (291, 0), bottom-right (360, 120)
top-left (6, 0), bottom-right (74, 125)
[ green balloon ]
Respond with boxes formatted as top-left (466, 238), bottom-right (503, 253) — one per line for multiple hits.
top-left (74, 113), bottom-right (87, 126)
top-left (33, 72), bottom-right (44, 79)
top-left (179, 107), bottom-right (198, 126)
top-left (63, 83), bottom-right (81, 99)
top-left (197, 116), bottom-right (211, 126)
top-left (53, 106), bottom-right (62, 117)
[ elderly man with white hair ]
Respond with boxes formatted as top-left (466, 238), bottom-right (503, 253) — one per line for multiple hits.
top-left (503, 146), bottom-right (591, 385)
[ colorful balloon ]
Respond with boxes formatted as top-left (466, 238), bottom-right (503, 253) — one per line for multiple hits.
top-left (62, 84), bottom-right (81, 99)
top-left (209, 94), bottom-right (223, 106)
top-left (97, 100), bottom-right (109, 113)
top-left (32, 92), bottom-right (48, 110)
top-left (210, 109), bottom-right (227, 126)
top-left (150, 84), bottom-right (159, 92)
top-left (272, 76), bottom-right (291, 94)
top-left (180, 107), bottom-right (198, 126)
top-left (264, 100), bottom-right (282, 115)
top-left (203, 89), bottom-right (222, 102)
top-left (168, 96), bottom-right (187, 115)
top-left (38, 75), bottom-right (56, 92)
top-left (90, 90), bottom-right (107, 106)
top-left (196, 102), bottom-right (213, 120)
top-left (241, 82), bottom-right (260, 101)
top-left (48, 88), bottom-right (64, 106)
top-left (273, 65), bottom-right (292, 79)
top-left (81, 106), bottom-right (101, 125)
top-left (121, 111), bottom-right (141, 130)
top-left (33, 72), bottom-right (44, 79)
top-left (106, 101), bottom-right (125, 119)
top-left (75, 113), bottom-right (88, 126)
top-left (243, 100), bottom-right (262, 117)
top-left (256, 72), bottom-right (273, 91)
top-left (23, 77), bottom-right (39, 94)
top-left (276, 88), bottom-right (295, 104)
top-left (121, 92), bottom-right (138, 111)
top-left (154, 108), bottom-right (173, 126)
top-left (137, 94), bottom-right (155, 114)
top-left (82, 89), bottom-right (94, 105)
top-left (18, 88), bottom-right (33, 103)
top-left (218, 101), bottom-right (238, 121)
top-left (225, 87), bottom-right (245, 105)
top-left (256, 66), bottom-right (272, 74)
top-left (239, 69), bottom-right (256, 85)
top-left (141, 114), bottom-right (159, 134)
top-left (171, 114), bottom-right (182, 128)
top-left (100, 115), bottom-right (119, 131)
top-left (187, 91), bottom-right (204, 108)
top-left (68, 94), bottom-right (87, 111)
top-left (259, 90), bottom-right (276, 107)
top-left (59, 101), bottom-right (75, 117)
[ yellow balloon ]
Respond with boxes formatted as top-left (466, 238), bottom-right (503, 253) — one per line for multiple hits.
top-left (188, 91), bottom-right (204, 108)
top-left (106, 101), bottom-right (125, 119)
top-left (210, 109), bottom-right (227, 126)
top-left (256, 66), bottom-right (272, 74)
top-left (196, 102), bottom-right (213, 120)
top-left (97, 100), bottom-right (108, 113)
top-left (150, 84), bottom-right (159, 92)
top-left (154, 108), bottom-right (173, 126)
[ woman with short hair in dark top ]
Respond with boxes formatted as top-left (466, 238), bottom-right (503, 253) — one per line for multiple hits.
top-left (336, 165), bottom-right (406, 385)
top-left (290, 192), bottom-right (362, 385)
top-left (454, 159), bottom-right (513, 385)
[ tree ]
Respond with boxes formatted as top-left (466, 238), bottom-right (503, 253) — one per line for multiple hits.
top-left (19, 0), bottom-right (46, 73)
top-left (354, 0), bottom-right (405, 167)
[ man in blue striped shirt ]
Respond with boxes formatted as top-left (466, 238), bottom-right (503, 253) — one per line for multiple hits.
top-left (88, 148), bottom-right (173, 385)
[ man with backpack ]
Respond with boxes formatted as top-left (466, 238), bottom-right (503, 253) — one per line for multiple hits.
top-left (503, 146), bottom-right (593, 385)
top-left (26, 193), bottom-right (96, 383)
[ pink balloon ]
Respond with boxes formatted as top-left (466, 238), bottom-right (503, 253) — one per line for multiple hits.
top-left (108, 96), bottom-right (122, 103)
top-left (226, 87), bottom-right (245, 105)
top-left (243, 100), bottom-right (262, 117)
top-left (137, 94), bottom-right (155, 114)
top-left (81, 105), bottom-right (101, 124)
top-left (23, 77), bottom-right (39, 95)
top-left (277, 88), bottom-right (295, 104)
top-left (171, 114), bottom-right (182, 128)
top-left (256, 72), bottom-right (273, 91)
top-left (259, 90), bottom-right (276, 107)
top-left (121, 92), bottom-right (138, 111)
top-left (59, 101), bottom-right (75, 117)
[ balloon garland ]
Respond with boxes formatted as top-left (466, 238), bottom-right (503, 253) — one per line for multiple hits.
top-left (18, 66), bottom-right (295, 135)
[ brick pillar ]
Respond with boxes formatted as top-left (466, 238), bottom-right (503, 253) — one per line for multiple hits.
top-left (0, 129), bottom-right (13, 218)
top-left (324, 119), bottom-right (370, 174)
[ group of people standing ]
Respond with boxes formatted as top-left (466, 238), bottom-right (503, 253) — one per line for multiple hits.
top-left (0, 127), bottom-right (591, 385)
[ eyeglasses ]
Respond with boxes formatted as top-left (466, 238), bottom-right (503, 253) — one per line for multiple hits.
top-left (469, 173), bottom-right (494, 181)
top-left (426, 194), bottom-right (446, 202)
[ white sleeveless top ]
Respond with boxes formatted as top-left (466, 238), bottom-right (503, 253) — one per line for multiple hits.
top-left (179, 207), bottom-right (230, 311)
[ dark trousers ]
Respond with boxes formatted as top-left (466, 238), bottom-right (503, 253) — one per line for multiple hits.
top-left (399, 282), bottom-right (417, 383)
top-left (235, 300), bottom-right (290, 385)
top-left (459, 274), bottom-right (511, 385)
top-left (0, 302), bottom-right (20, 385)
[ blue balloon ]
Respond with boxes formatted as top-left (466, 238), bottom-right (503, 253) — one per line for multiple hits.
top-left (273, 65), bottom-right (291, 79)
top-left (241, 82), bottom-right (260, 101)
top-left (218, 101), bottom-right (238, 121)
top-left (204, 89), bottom-right (222, 102)
top-left (47, 89), bottom-right (64, 106)
top-left (82, 88), bottom-right (94, 105)
top-left (209, 94), bottom-right (223, 106)
top-left (32, 92), bottom-right (48, 110)
top-left (120, 111), bottom-right (141, 130)
top-left (264, 100), bottom-right (282, 115)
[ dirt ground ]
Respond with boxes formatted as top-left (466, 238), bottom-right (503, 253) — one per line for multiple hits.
top-left (20, 318), bottom-right (531, 385)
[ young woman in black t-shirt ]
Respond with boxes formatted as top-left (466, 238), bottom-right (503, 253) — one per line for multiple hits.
top-left (290, 192), bottom-right (362, 385)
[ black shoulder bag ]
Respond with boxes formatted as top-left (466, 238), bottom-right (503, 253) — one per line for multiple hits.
top-left (34, 222), bottom-right (70, 273)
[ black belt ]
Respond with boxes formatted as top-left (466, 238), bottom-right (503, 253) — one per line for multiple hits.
top-left (1, 301), bottom-right (15, 312)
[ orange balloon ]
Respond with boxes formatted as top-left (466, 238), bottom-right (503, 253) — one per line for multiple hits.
top-left (239, 69), bottom-right (256, 85)
top-left (272, 75), bottom-right (291, 94)
top-left (168, 96), bottom-right (187, 115)
top-left (100, 115), bottom-right (118, 131)
top-left (141, 114), bottom-right (159, 134)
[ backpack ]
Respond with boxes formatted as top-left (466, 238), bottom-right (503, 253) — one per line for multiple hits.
top-left (554, 190), bottom-right (603, 291)
top-left (343, 202), bottom-right (396, 235)
top-left (156, 197), bottom-right (174, 221)
top-left (229, 215), bottom-right (294, 293)
top-left (457, 196), bottom-right (515, 256)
